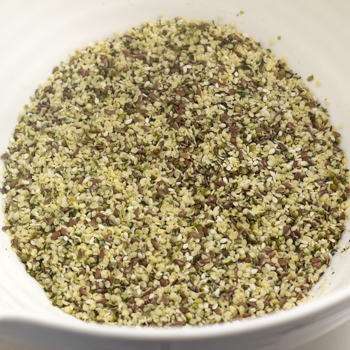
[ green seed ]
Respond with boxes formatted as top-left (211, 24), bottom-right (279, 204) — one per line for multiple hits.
top-left (292, 211), bottom-right (299, 218)
top-left (20, 253), bottom-right (29, 262)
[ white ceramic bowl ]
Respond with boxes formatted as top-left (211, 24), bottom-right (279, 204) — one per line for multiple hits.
top-left (1, 1), bottom-right (350, 349)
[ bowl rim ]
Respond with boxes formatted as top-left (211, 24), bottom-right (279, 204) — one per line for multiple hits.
top-left (1, 285), bottom-right (350, 340)
top-left (1, 0), bottom-right (350, 343)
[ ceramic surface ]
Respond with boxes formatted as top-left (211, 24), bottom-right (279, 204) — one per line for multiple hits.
top-left (1, 1), bottom-right (350, 349)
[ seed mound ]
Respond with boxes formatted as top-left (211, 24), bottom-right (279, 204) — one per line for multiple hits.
top-left (2, 18), bottom-right (349, 327)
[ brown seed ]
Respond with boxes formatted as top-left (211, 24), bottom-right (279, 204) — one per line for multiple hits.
top-left (140, 109), bottom-right (148, 115)
top-left (223, 201), bottom-right (233, 209)
top-left (124, 264), bottom-right (133, 274)
top-left (199, 259), bottom-right (211, 265)
top-left (60, 228), bottom-right (68, 236)
top-left (134, 207), bottom-right (140, 218)
top-left (108, 218), bottom-right (116, 225)
top-left (2, 226), bottom-right (9, 232)
top-left (258, 257), bottom-right (267, 266)
top-left (215, 181), bottom-right (226, 187)
top-left (146, 209), bottom-right (156, 217)
top-left (52, 66), bottom-right (59, 74)
top-left (160, 278), bottom-right (169, 286)
top-left (104, 109), bottom-right (115, 115)
top-left (55, 166), bottom-right (64, 173)
top-left (68, 218), bottom-right (77, 227)
top-left (140, 260), bottom-right (148, 267)
top-left (238, 302), bottom-right (248, 309)
top-left (280, 143), bottom-right (287, 151)
top-left (99, 250), bottom-right (105, 259)
top-left (318, 190), bottom-right (325, 198)
top-left (279, 297), bottom-right (287, 308)
top-left (72, 176), bottom-right (84, 184)
top-left (51, 231), bottom-right (61, 240)
top-left (178, 210), bottom-right (186, 217)
top-left (149, 93), bottom-right (157, 100)
top-left (83, 109), bottom-right (93, 116)
top-left (63, 92), bottom-right (74, 100)
top-left (97, 298), bottom-right (107, 304)
top-left (172, 121), bottom-right (179, 130)
top-left (179, 292), bottom-right (188, 299)
top-left (179, 307), bottom-right (189, 314)
top-left (78, 249), bottom-right (83, 259)
top-left (161, 295), bottom-right (169, 305)
top-left (283, 225), bottom-right (291, 235)
top-left (72, 147), bottom-right (79, 157)
top-left (10, 180), bottom-right (17, 188)
top-left (79, 287), bottom-right (87, 296)
top-left (138, 187), bottom-right (144, 195)
top-left (228, 285), bottom-right (236, 294)
top-left (151, 239), bottom-right (159, 250)
top-left (175, 259), bottom-right (185, 267)
top-left (287, 122), bottom-right (296, 130)
top-left (95, 269), bottom-right (101, 279)
top-left (284, 183), bottom-right (293, 190)
top-left (12, 237), bottom-right (19, 247)
top-left (188, 231), bottom-right (199, 238)
top-left (294, 172), bottom-right (302, 180)
top-left (213, 259), bottom-right (222, 266)
top-left (278, 258), bottom-right (287, 267)
top-left (208, 195), bottom-right (216, 203)
top-left (307, 159), bottom-right (317, 166)
top-left (92, 178), bottom-right (102, 184)
top-left (296, 293), bottom-right (303, 300)
top-left (179, 153), bottom-right (189, 158)
top-left (114, 208), bottom-right (120, 217)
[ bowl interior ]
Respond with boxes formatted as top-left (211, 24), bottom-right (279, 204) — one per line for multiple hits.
top-left (0, 0), bottom-right (350, 332)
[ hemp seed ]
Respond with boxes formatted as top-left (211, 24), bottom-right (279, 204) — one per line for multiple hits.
top-left (1, 18), bottom-right (349, 327)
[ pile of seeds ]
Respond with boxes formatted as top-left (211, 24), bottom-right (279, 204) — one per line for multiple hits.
top-left (2, 18), bottom-right (349, 327)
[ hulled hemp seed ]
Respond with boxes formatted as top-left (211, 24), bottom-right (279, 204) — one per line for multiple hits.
top-left (1, 18), bottom-right (349, 327)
